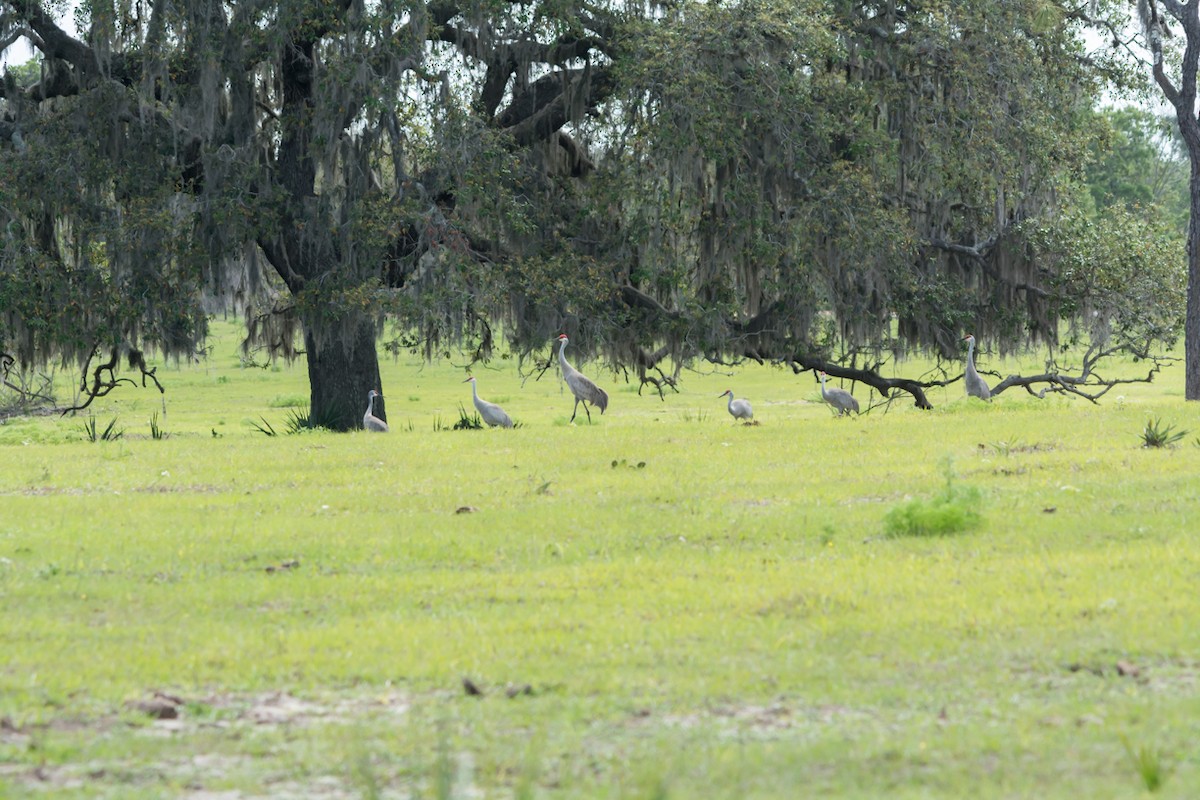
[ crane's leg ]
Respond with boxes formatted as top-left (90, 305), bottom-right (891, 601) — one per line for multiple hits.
top-left (583, 402), bottom-right (592, 423)
top-left (570, 398), bottom-right (579, 423)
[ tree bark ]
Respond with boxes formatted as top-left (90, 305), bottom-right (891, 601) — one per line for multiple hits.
top-left (302, 316), bottom-right (385, 431)
top-left (1149, 0), bottom-right (1200, 399)
top-left (1187, 161), bottom-right (1200, 400)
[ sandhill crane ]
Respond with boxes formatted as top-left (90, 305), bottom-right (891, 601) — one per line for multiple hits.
top-left (819, 371), bottom-right (860, 416)
top-left (463, 376), bottom-right (513, 428)
top-left (363, 389), bottom-right (389, 432)
top-left (556, 334), bottom-right (609, 423)
top-left (962, 334), bottom-right (992, 401)
top-left (718, 389), bottom-right (753, 421)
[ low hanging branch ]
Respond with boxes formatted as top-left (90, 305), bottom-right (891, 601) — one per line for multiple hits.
top-left (778, 356), bottom-right (950, 410)
top-left (988, 340), bottom-right (1175, 403)
top-left (60, 345), bottom-right (165, 415)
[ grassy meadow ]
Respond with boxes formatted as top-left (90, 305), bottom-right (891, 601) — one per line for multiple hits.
top-left (3, 321), bottom-right (1200, 798)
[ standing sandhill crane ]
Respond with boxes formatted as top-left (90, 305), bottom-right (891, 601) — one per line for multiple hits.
top-left (718, 389), bottom-right (753, 421)
top-left (962, 334), bottom-right (992, 401)
top-left (819, 371), bottom-right (860, 416)
top-left (556, 334), bottom-right (609, 423)
top-left (363, 389), bottom-right (389, 432)
top-left (463, 376), bottom-right (513, 428)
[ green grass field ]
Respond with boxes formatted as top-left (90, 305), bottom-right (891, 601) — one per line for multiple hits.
top-left (3, 322), bottom-right (1200, 798)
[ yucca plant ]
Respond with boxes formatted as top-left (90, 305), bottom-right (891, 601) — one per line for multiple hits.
top-left (1140, 417), bottom-right (1187, 449)
top-left (148, 412), bottom-right (169, 440)
top-left (452, 404), bottom-right (484, 430)
top-left (81, 415), bottom-right (123, 442)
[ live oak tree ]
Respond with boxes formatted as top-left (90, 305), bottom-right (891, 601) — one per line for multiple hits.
top-left (0, 0), bottom-right (1185, 418)
top-left (1, 0), bottom-right (623, 427)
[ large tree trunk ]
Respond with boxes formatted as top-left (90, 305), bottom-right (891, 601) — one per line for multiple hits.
top-left (1188, 160), bottom-right (1200, 400)
top-left (303, 316), bottom-right (385, 431)
top-left (1149, 0), bottom-right (1200, 400)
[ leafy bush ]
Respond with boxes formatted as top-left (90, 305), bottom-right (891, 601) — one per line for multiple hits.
top-left (884, 464), bottom-right (982, 538)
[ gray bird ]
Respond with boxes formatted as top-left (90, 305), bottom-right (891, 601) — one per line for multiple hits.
top-left (363, 389), bottom-right (389, 432)
top-left (556, 334), bottom-right (609, 423)
top-left (962, 334), bottom-right (992, 401)
top-left (718, 389), bottom-right (753, 421)
top-left (463, 376), bottom-right (513, 428)
top-left (819, 371), bottom-right (860, 416)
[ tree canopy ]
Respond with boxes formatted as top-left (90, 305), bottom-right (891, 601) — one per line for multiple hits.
top-left (0, 0), bottom-right (1185, 422)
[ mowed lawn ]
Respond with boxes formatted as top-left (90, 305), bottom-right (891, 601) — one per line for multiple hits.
top-left (3, 324), bottom-right (1200, 798)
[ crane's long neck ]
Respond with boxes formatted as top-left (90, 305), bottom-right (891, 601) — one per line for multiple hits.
top-left (819, 374), bottom-right (828, 397)
top-left (726, 393), bottom-right (736, 412)
top-left (471, 381), bottom-right (480, 402)
top-left (558, 339), bottom-right (574, 376)
top-left (366, 394), bottom-right (375, 417)
top-left (966, 340), bottom-right (977, 371)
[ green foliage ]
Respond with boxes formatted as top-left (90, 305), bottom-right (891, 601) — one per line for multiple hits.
top-left (80, 415), bottom-right (123, 442)
top-left (1140, 417), bottom-right (1187, 449)
top-left (148, 412), bottom-right (169, 440)
top-left (1086, 107), bottom-right (1189, 235)
top-left (884, 462), bottom-right (983, 538)
top-left (452, 404), bottom-right (483, 430)
top-left (1023, 203), bottom-right (1185, 350)
top-left (248, 416), bottom-right (277, 437)
top-left (1121, 734), bottom-right (1170, 793)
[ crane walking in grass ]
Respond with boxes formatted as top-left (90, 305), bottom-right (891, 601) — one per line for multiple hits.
top-left (819, 371), bottom-right (860, 416)
top-left (556, 334), bottom-right (609, 423)
top-left (363, 389), bottom-right (389, 432)
top-left (962, 334), bottom-right (992, 401)
top-left (463, 376), bottom-right (514, 428)
top-left (718, 389), bottom-right (753, 422)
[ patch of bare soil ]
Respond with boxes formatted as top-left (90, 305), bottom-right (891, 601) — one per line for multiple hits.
top-left (0, 690), bottom-right (413, 798)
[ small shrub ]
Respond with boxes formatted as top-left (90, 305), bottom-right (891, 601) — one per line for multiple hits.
top-left (248, 417), bottom-right (277, 436)
top-left (149, 413), bottom-right (169, 440)
top-left (1140, 417), bottom-right (1186, 449)
top-left (884, 461), bottom-right (982, 538)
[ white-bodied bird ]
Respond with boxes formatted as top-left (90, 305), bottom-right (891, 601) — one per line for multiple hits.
top-left (962, 334), bottom-right (991, 401)
top-left (556, 334), bottom-right (609, 423)
top-left (718, 389), bottom-right (753, 421)
top-left (819, 371), bottom-right (860, 416)
top-left (363, 389), bottom-right (389, 432)
top-left (463, 376), bottom-right (513, 428)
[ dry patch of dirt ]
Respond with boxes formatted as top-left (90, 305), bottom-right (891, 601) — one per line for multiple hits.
top-left (0, 690), bottom-right (413, 798)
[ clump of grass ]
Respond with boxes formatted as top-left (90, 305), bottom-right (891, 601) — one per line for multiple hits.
top-left (248, 417), bottom-right (277, 436)
top-left (884, 460), bottom-right (982, 538)
top-left (452, 404), bottom-right (483, 431)
top-left (681, 408), bottom-right (709, 423)
top-left (1121, 734), bottom-right (1169, 792)
top-left (1140, 417), bottom-right (1187, 449)
top-left (81, 415), bottom-right (123, 442)
top-left (268, 394), bottom-right (308, 408)
top-left (988, 437), bottom-right (1019, 457)
top-left (148, 412), bottom-right (169, 440)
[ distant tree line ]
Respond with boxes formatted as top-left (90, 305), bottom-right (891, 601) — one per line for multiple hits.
top-left (0, 0), bottom-right (1188, 424)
